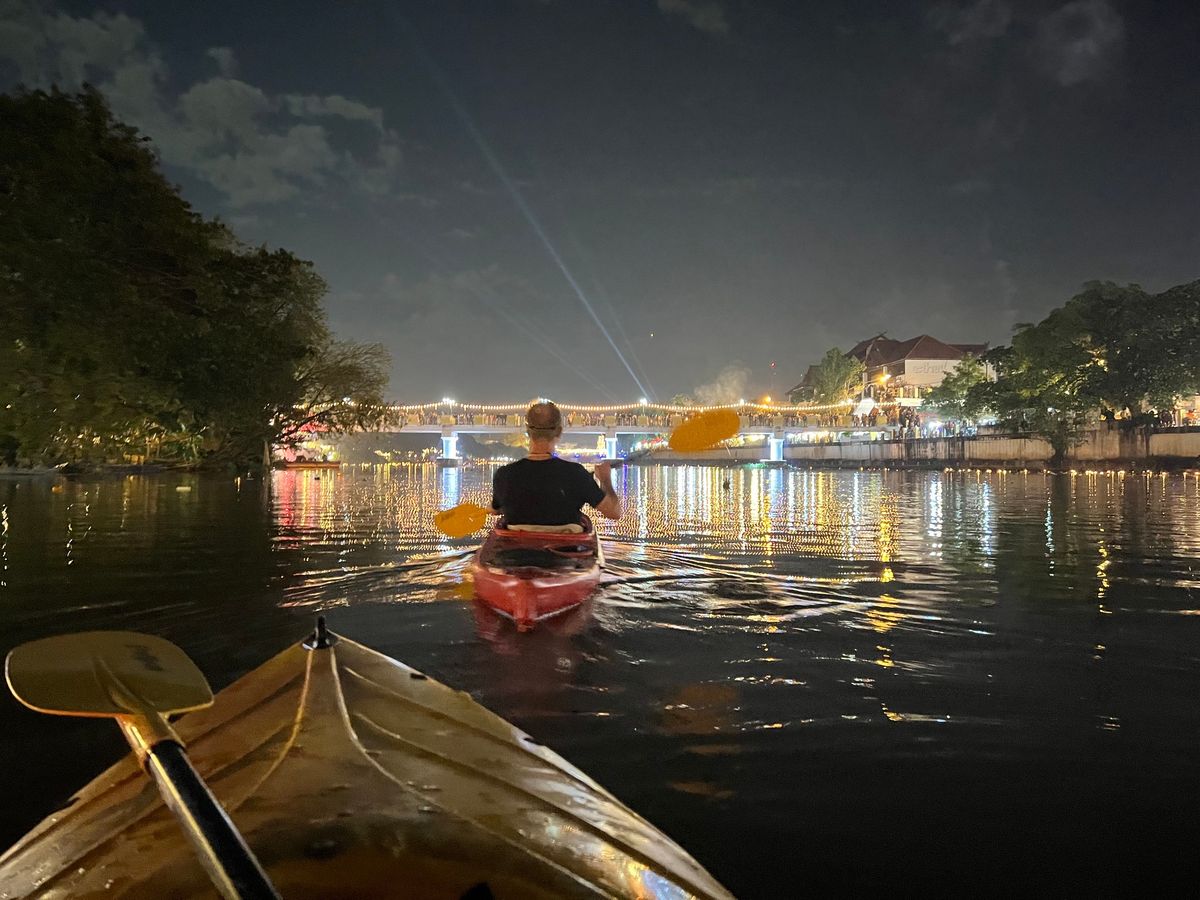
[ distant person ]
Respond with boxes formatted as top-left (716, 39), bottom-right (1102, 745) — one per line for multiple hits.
top-left (488, 401), bottom-right (621, 532)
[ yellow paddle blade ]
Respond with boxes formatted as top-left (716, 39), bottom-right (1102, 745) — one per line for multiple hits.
top-left (668, 408), bottom-right (741, 452)
top-left (434, 502), bottom-right (490, 538)
top-left (5, 631), bottom-right (213, 718)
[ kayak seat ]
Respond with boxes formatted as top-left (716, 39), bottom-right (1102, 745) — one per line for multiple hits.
top-left (485, 546), bottom-right (595, 571)
top-left (497, 515), bottom-right (593, 534)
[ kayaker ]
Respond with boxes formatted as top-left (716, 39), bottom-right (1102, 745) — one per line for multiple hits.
top-left (489, 401), bottom-right (621, 531)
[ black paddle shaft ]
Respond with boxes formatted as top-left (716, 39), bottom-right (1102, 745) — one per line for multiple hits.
top-left (146, 740), bottom-right (280, 900)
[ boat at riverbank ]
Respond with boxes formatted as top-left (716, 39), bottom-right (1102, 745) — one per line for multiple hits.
top-left (0, 624), bottom-right (732, 899)
top-left (471, 518), bottom-right (604, 631)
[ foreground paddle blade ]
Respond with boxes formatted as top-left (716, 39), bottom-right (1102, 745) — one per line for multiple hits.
top-left (668, 408), bottom-right (741, 452)
top-left (6, 631), bottom-right (213, 717)
top-left (434, 502), bottom-right (490, 538)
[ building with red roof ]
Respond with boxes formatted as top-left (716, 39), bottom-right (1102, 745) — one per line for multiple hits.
top-left (789, 334), bottom-right (989, 403)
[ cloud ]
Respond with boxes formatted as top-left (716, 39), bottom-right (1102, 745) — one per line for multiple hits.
top-left (205, 45), bottom-right (236, 77)
top-left (282, 93), bottom-right (384, 130)
top-left (0, 2), bottom-right (403, 208)
top-left (226, 213), bottom-right (260, 231)
top-left (376, 266), bottom-right (535, 325)
top-left (930, 0), bottom-right (1012, 45)
top-left (1035, 0), bottom-right (1124, 86)
top-left (657, 0), bottom-right (729, 36)
top-left (0, 4), bottom-right (151, 84)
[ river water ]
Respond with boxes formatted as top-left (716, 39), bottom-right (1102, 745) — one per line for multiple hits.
top-left (2, 464), bottom-right (1199, 895)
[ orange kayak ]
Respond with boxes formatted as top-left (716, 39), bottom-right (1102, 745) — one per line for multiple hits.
top-left (471, 519), bottom-right (603, 631)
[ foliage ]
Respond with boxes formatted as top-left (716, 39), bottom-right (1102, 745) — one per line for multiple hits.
top-left (276, 339), bottom-right (394, 447)
top-left (807, 348), bottom-right (864, 405)
top-left (181, 246), bottom-right (392, 462)
top-left (963, 280), bottom-right (1200, 463)
top-left (0, 87), bottom-right (390, 468)
top-left (968, 341), bottom-right (1093, 464)
top-left (925, 355), bottom-right (990, 421)
top-left (1078, 280), bottom-right (1200, 416)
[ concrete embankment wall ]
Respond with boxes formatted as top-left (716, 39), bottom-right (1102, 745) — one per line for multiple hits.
top-left (648, 428), bottom-right (1200, 468)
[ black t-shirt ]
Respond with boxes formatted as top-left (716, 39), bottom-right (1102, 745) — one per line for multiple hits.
top-left (491, 457), bottom-right (605, 526)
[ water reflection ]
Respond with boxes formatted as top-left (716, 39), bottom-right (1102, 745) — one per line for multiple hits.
top-left (2, 465), bottom-right (1200, 892)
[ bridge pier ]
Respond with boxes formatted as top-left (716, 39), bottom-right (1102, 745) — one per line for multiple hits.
top-left (605, 428), bottom-right (618, 460)
top-left (765, 430), bottom-right (786, 463)
top-left (438, 428), bottom-right (460, 467)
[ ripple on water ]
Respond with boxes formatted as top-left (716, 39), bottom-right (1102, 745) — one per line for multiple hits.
top-left (2, 464), bottom-right (1200, 892)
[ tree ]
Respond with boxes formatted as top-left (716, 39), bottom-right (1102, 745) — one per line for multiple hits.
top-left (1071, 280), bottom-right (1200, 418)
top-left (275, 339), bottom-right (394, 448)
top-left (1149, 280), bottom-right (1200, 402)
top-left (926, 355), bottom-right (990, 422)
top-left (181, 244), bottom-right (319, 461)
top-left (969, 316), bottom-right (1098, 465)
top-left (808, 348), bottom-right (864, 405)
top-left (968, 280), bottom-right (1200, 466)
top-left (0, 86), bottom-right (390, 468)
top-left (0, 86), bottom-right (217, 465)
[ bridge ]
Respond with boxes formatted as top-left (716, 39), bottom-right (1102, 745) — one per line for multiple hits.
top-left (381, 398), bottom-right (907, 463)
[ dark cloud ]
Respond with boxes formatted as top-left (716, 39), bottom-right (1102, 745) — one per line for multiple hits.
top-left (205, 45), bottom-right (236, 77)
top-left (657, 0), bottom-right (729, 35)
top-left (930, 0), bottom-right (1013, 45)
top-left (0, 1), bottom-right (401, 207)
top-left (1036, 0), bottom-right (1125, 86)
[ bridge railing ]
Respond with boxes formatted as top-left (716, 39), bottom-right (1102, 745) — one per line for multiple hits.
top-left (387, 399), bottom-right (903, 430)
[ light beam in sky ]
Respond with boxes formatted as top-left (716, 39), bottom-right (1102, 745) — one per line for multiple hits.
top-left (393, 13), bottom-right (654, 400)
top-left (402, 235), bottom-right (622, 401)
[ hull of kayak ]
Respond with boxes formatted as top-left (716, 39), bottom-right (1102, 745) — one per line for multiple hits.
top-left (0, 631), bottom-right (732, 899)
top-left (471, 522), bottom-right (603, 632)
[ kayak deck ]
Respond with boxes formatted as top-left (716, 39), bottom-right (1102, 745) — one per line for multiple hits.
top-left (0, 633), bottom-right (732, 899)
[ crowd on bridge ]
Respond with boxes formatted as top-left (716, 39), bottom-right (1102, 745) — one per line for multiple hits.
top-left (396, 406), bottom-right (946, 432)
top-left (398, 409), bottom-right (886, 429)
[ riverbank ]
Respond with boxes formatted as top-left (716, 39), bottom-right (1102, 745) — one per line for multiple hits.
top-left (645, 426), bottom-right (1200, 470)
top-left (0, 461), bottom-right (273, 478)
top-left (0, 463), bottom-right (185, 478)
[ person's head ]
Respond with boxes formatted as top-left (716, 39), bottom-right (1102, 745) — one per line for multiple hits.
top-left (525, 401), bottom-right (563, 447)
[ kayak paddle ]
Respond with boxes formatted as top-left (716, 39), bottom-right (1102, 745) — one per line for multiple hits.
top-left (434, 501), bottom-right (491, 538)
top-left (668, 408), bottom-right (741, 452)
top-left (5, 631), bottom-right (280, 900)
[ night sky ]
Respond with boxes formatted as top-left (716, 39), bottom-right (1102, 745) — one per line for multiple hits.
top-left (3, 0), bottom-right (1198, 403)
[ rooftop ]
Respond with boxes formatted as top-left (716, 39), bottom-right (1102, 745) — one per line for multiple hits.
top-left (848, 334), bottom-right (987, 368)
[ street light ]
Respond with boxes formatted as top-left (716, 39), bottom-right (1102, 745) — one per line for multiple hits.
top-left (639, 396), bottom-right (647, 405)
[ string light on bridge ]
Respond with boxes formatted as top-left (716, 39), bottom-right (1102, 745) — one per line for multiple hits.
top-left (388, 397), bottom-right (890, 414)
